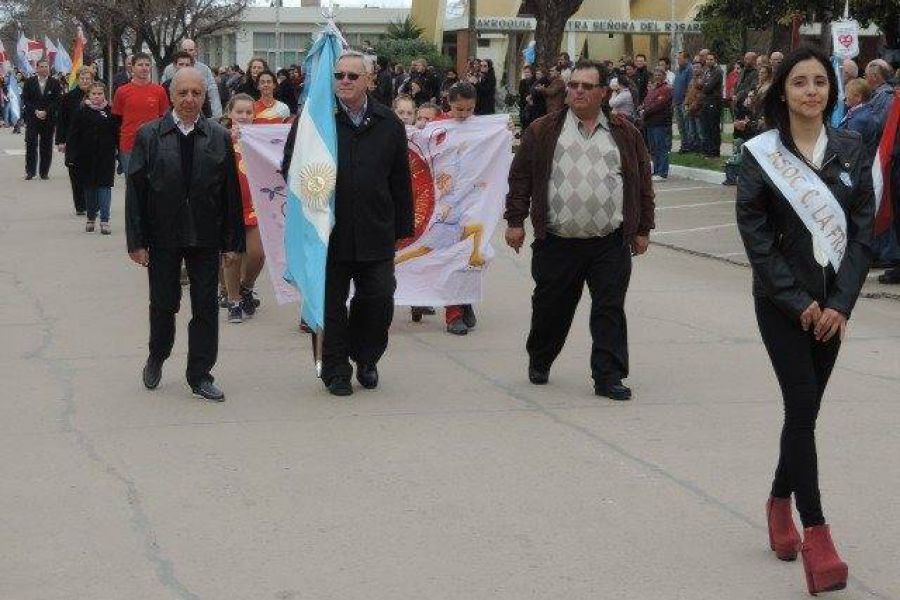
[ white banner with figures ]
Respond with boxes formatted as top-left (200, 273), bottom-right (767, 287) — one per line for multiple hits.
top-left (238, 116), bottom-right (513, 307)
top-left (395, 116), bottom-right (513, 306)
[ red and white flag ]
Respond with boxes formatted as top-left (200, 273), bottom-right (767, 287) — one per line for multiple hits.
top-left (43, 36), bottom-right (57, 65)
top-left (872, 91), bottom-right (900, 235)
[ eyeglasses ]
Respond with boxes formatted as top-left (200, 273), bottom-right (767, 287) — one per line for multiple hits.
top-left (566, 81), bottom-right (598, 91)
top-left (334, 71), bottom-right (362, 81)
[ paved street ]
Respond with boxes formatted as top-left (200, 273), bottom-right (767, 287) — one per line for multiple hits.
top-left (1, 127), bottom-right (899, 600)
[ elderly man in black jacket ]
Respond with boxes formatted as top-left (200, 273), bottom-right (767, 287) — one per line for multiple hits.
top-left (282, 51), bottom-right (414, 397)
top-left (125, 67), bottom-right (245, 401)
top-left (21, 59), bottom-right (63, 180)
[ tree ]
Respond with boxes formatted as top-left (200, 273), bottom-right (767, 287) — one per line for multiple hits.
top-left (527, 0), bottom-right (584, 69)
top-left (386, 16), bottom-right (425, 41)
top-left (374, 37), bottom-right (451, 69)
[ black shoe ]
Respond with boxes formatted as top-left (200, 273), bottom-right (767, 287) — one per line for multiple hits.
top-left (528, 366), bottom-right (549, 385)
top-left (227, 303), bottom-right (244, 323)
top-left (462, 304), bottom-right (477, 329)
top-left (410, 306), bottom-right (428, 322)
top-left (40, 174), bottom-right (49, 180)
top-left (447, 318), bottom-right (468, 335)
top-left (722, 179), bottom-right (737, 186)
top-left (240, 286), bottom-right (258, 316)
top-left (76, 210), bottom-right (86, 216)
top-left (878, 268), bottom-right (900, 284)
top-left (24, 174), bottom-right (34, 181)
top-left (326, 377), bottom-right (353, 396)
top-left (356, 363), bottom-right (379, 389)
top-left (191, 380), bottom-right (225, 402)
top-left (595, 382), bottom-right (632, 401)
top-left (142, 357), bottom-right (163, 390)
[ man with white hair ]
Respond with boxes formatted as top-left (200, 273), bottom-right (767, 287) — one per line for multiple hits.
top-left (841, 58), bottom-right (859, 86)
top-left (162, 38), bottom-right (222, 117)
top-left (865, 58), bottom-right (894, 126)
top-left (126, 66), bottom-right (244, 401)
top-left (281, 51), bottom-right (413, 397)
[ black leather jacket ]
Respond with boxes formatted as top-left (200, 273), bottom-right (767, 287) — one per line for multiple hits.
top-left (125, 112), bottom-right (245, 253)
top-left (736, 127), bottom-right (874, 319)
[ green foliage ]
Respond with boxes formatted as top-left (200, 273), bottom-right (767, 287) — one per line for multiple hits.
top-left (373, 38), bottom-right (452, 69)
top-left (385, 16), bottom-right (425, 40)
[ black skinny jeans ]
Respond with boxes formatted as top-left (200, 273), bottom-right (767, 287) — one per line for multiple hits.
top-left (755, 297), bottom-right (841, 528)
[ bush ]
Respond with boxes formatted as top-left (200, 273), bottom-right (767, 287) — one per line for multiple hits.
top-left (373, 38), bottom-right (452, 70)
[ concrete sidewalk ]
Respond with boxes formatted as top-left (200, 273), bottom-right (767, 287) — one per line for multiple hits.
top-left (1, 128), bottom-right (899, 600)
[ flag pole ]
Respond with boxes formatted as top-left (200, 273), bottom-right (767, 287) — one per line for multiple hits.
top-left (311, 328), bottom-right (324, 378)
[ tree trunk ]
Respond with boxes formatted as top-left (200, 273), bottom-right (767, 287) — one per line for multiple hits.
top-left (534, 0), bottom-right (583, 69)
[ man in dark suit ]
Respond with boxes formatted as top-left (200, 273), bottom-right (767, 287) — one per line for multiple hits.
top-left (700, 52), bottom-right (724, 157)
top-left (125, 67), bottom-right (245, 401)
top-left (282, 51), bottom-right (414, 397)
top-left (21, 59), bottom-right (63, 180)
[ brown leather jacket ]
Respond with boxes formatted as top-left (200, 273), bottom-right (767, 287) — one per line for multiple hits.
top-left (537, 76), bottom-right (567, 114)
top-left (504, 108), bottom-right (655, 242)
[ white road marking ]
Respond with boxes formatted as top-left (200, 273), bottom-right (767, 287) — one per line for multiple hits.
top-left (654, 223), bottom-right (737, 235)
top-left (656, 200), bottom-right (736, 210)
top-left (3, 149), bottom-right (26, 156)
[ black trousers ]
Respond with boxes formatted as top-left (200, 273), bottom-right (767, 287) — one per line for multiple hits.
top-left (25, 120), bottom-right (55, 177)
top-left (322, 258), bottom-right (396, 382)
top-left (67, 166), bottom-right (85, 213)
top-left (147, 246), bottom-right (220, 386)
top-left (700, 102), bottom-right (722, 157)
top-left (755, 297), bottom-right (841, 528)
top-left (527, 231), bottom-right (632, 384)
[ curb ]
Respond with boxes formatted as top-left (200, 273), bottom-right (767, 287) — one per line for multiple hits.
top-left (669, 164), bottom-right (726, 184)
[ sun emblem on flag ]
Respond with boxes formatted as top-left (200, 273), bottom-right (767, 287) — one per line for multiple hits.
top-left (298, 163), bottom-right (337, 211)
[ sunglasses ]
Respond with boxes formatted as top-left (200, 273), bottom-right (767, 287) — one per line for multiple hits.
top-left (334, 71), bottom-right (362, 81)
top-left (566, 81), bottom-right (598, 91)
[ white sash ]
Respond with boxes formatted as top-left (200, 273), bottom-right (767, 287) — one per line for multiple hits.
top-left (744, 130), bottom-right (847, 270)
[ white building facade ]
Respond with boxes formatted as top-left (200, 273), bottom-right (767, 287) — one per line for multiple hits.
top-left (199, 6), bottom-right (410, 71)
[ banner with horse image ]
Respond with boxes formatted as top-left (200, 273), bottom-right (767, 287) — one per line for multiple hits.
top-left (239, 115), bottom-right (512, 307)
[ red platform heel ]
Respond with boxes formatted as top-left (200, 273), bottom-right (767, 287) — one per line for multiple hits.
top-left (767, 496), bottom-right (801, 561)
top-left (801, 525), bottom-right (848, 595)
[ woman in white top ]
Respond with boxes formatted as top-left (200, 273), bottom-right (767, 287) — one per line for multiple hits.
top-left (608, 75), bottom-right (635, 120)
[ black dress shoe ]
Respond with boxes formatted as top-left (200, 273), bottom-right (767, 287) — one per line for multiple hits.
top-left (24, 174), bottom-right (34, 180)
top-left (142, 357), bottom-right (163, 390)
top-left (327, 377), bottom-right (353, 396)
top-left (191, 380), bottom-right (225, 402)
top-left (528, 367), bottom-right (549, 385)
top-left (462, 304), bottom-right (477, 329)
top-left (878, 268), bottom-right (900, 284)
top-left (356, 363), bottom-right (379, 389)
top-left (40, 174), bottom-right (49, 180)
top-left (595, 382), bottom-right (632, 401)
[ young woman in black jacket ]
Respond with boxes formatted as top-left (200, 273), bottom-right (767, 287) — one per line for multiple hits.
top-left (736, 46), bottom-right (873, 596)
top-left (472, 59), bottom-right (496, 115)
top-left (56, 67), bottom-right (95, 215)
top-left (66, 82), bottom-right (120, 234)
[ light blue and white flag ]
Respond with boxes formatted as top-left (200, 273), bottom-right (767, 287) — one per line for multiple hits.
top-left (16, 32), bottom-right (35, 76)
top-left (283, 20), bottom-right (345, 332)
top-left (54, 39), bottom-right (73, 75)
top-left (830, 55), bottom-right (846, 128)
top-left (5, 71), bottom-right (22, 124)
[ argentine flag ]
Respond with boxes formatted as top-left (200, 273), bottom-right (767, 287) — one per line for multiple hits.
top-left (54, 39), bottom-right (73, 75)
top-left (829, 55), bottom-right (846, 128)
top-left (283, 22), bottom-right (344, 332)
top-left (5, 72), bottom-right (22, 125)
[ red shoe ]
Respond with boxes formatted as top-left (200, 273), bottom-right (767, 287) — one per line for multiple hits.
top-left (767, 496), bottom-right (801, 561)
top-left (801, 525), bottom-right (848, 595)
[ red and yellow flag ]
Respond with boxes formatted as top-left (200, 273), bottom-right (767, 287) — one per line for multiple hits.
top-left (67, 27), bottom-right (86, 90)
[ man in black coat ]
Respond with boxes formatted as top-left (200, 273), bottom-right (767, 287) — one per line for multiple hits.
top-left (700, 53), bottom-right (724, 157)
top-left (21, 59), bottom-right (63, 180)
top-left (125, 67), bottom-right (245, 401)
top-left (282, 51), bottom-right (414, 396)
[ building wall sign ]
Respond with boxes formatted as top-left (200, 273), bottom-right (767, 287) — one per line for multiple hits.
top-left (472, 17), bottom-right (702, 34)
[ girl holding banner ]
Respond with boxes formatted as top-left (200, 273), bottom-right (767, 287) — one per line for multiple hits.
top-left (736, 46), bottom-right (873, 596)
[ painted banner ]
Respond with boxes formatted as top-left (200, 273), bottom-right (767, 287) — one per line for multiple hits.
top-left (239, 114), bottom-right (512, 307)
top-left (395, 115), bottom-right (513, 306)
top-left (238, 123), bottom-right (300, 305)
top-left (831, 20), bottom-right (860, 60)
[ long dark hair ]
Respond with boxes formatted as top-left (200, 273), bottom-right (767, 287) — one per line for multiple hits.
top-left (762, 46), bottom-right (838, 144)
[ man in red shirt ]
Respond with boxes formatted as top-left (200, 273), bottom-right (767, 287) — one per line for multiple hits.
top-left (112, 52), bottom-right (168, 174)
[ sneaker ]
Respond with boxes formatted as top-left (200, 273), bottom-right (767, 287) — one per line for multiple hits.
top-left (100, 222), bottom-right (111, 235)
top-left (240, 286), bottom-right (258, 316)
top-left (85, 221), bottom-right (95, 233)
top-left (227, 303), bottom-right (243, 323)
top-left (446, 318), bottom-right (468, 335)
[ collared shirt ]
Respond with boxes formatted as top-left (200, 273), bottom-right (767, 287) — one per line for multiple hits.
top-left (38, 77), bottom-right (47, 93)
top-left (339, 97), bottom-right (368, 127)
top-left (173, 111), bottom-right (199, 136)
top-left (569, 109), bottom-right (610, 140)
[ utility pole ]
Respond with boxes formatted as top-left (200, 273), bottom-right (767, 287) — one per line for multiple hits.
top-left (468, 0), bottom-right (477, 61)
